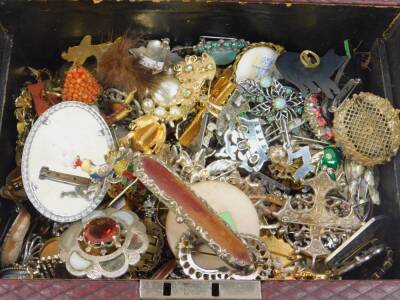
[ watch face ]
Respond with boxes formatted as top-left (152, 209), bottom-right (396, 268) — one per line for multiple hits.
top-left (21, 102), bottom-right (114, 222)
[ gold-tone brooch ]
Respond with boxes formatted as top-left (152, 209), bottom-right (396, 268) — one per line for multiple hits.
top-left (141, 53), bottom-right (216, 124)
top-left (120, 115), bottom-right (167, 154)
top-left (62, 35), bottom-right (111, 67)
top-left (333, 92), bottom-right (400, 166)
top-left (179, 66), bottom-right (235, 146)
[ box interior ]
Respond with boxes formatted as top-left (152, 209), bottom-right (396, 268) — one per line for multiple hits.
top-left (0, 1), bottom-right (400, 280)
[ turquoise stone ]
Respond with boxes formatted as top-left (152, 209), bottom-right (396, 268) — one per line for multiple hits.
top-left (260, 76), bottom-right (272, 88)
top-left (273, 97), bottom-right (287, 110)
top-left (285, 87), bottom-right (293, 95)
top-left (208, 49), bottom-right (238, 66)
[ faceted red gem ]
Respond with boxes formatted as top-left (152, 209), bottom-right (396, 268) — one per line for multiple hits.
top-left (83, 217), bottom-right (119, 244)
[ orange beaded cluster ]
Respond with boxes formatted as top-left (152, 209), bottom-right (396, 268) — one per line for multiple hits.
top-left (63, 67), bottom-right (101, 104)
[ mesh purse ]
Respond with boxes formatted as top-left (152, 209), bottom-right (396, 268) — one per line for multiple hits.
top-left (333, 92), bottom-right (400, 166)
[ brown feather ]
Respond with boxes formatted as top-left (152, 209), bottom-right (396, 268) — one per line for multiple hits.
top-left (97, 36), bottom-right (158, 98)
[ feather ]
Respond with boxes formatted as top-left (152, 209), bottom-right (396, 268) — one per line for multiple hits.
top-left (97, 36), bottom-right (159, 98)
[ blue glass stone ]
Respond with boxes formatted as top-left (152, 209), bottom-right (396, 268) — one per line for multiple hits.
top-left (273, 97), bottom-right (287, 110)
top-left (285, 87), bottom-right (293, 95)
top-left (260, 76), bottom-right (273, 88)
top-left (257, 95), bottom-right (264, 102)
top-left (208, 50), bottom-right (238, 66)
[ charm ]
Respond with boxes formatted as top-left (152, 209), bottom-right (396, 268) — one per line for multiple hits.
top-left (276, 49), bottom-right (346, 99)
top-left (132, 154), bottom-right (253, 269)
top-left (216, 89), bottom-right (250, 138)
top-left (169, 147), bottom-right (208, 183)
top-left (121, 115), bottom-right (167, 154)
top-left (234, 42), bottom-right (284, 83)
top-left (63, 67), bottom-right (101, 104)
top-left (21, 102), bottom-right (114, 222)
top-left (62, 35), bottom-right (111, 67)
top-left (333, 92), bottom-right (400, 166)
top-left (279, 119), bottom-right (314, 181)
top-left (131, 38), bottom-right (171, 74)
top-left (166, 181), bottom-right (259, 269)
top-left (274, 172), bottom-right (361, 263)
top-left (304, 94), bottom-right (334, 140)
top-left (268, 145), bottom-right (302, 182)
top-left (286, 146), bottom-right (313, 181)
top-left (218, 117), bottom-right (269, 172)
top-left (318, 146), bottom-right (342, 180)
top-left (193, 36), bottom-right (248, 66)
top-left (59, 208), bottom-right (148, 279)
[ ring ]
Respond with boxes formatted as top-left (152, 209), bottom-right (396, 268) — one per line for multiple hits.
top-left (300, 50), bottom-right (321, 69)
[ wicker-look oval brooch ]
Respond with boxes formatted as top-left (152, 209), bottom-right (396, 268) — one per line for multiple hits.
top-left (333, 92), bottom-right (400, 166)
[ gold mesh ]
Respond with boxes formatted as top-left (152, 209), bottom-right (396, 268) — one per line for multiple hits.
top-left (333, 92), bottom-right (400, 166)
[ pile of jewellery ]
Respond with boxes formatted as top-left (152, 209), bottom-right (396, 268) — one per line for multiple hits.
top-left (0, 34), bottom-right (397, 280)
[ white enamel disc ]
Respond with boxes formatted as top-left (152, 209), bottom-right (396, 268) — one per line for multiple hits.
top-left (21, 102), bottom-right (114, 222)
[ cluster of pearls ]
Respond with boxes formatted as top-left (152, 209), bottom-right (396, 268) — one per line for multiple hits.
top-left (141, 77), bottom-right (184, 122)
top-left (142, 54), bottom-right (216, 123)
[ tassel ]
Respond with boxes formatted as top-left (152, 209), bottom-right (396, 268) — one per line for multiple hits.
top-left (97, 37), bottom-right (158, 98)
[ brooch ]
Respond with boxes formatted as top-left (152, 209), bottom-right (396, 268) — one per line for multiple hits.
top-left (132, 154), bottom-right (253, 269)
top-left (333, 92), bottom-right (400, 166)
top-left (193, 36), bottom-right (248, 66)
top-left (59, 208), bottom-right (148, 279)
top-left (234, 42), bottom-right (284, 83)
top-left (217, 117), bottom-right (269, 172)
top-left (21, 102), bottom-right (114, 222)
